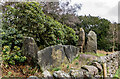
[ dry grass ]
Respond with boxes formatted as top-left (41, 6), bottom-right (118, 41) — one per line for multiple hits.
top-left (97, 50), bottom-right (114, 54)
top-left (2, 62), bottom-right (43, 77)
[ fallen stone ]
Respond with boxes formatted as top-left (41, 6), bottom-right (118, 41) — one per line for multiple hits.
top-left (37, 45), bottom-right (79, 70)
top-left (27, 76), bottom-right (39, 79)
top-left (70, 69), bottom-right (87, 77)
top-left (81, 65), bottom-right (98, 75)
top-left (63, 45), bottom-right (79, 62)
top-left (42, 70), bottom-right (53, 78)
top-left (53, 70), bottom-right (70, 79)
top-left (91, 62), bottom-right (102, 72)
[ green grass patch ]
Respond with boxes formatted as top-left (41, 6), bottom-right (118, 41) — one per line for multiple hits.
top-left (113, 66), bottom-right (120, 79)
top-left (82, 52), bottom-right (106, 57)
top-left (51, 67), bottom-right (61, 71)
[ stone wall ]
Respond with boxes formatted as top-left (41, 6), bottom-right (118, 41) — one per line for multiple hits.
top-left (97, 51), bottom-right (120, 77)
top-left (41, 51), bottom-right (120, 79)
top-left (72, 51), bottom-right (120, 78)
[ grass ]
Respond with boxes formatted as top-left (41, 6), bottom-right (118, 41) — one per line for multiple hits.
top-left (83, 52), bottom-right (106, 57)
top-left (113, 66), bottom-right (120, 79)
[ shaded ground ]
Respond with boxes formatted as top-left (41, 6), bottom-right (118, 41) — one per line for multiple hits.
top-left (2, 62), bottom-right (43, 77)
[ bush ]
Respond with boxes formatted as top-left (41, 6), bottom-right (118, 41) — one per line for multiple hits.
top-left (2, 46), bottom-right (26, 65)
top-left (2, 2), bottom-right (78, 49)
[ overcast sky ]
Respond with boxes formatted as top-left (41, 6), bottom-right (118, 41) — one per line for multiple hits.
top-left (71, 0), bottom-right (119, 23)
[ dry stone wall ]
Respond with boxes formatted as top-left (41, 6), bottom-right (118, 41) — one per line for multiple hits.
top-left (97, 51), bottom-right (120, 77)
top-left (75, 51), bottom-right (120, 78)
top-left (41, 52), bottom-right (120, 79)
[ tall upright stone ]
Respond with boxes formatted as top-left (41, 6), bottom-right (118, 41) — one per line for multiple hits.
top-left (86, 31), bottom-right (97, 53)
top-left (22, 37), bottom-right (38, 63)
top-left (77, 28), bottom-right (85, 53)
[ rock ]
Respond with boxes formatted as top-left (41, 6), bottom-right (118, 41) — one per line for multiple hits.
top-left (63, 45), bottom-right (79, 62)
top-left (86, 31), bottom-right (97, 53)
top-left (81, 65), bottom-right (98, 75)
top-left (42, 70), bottom-right (53, 78)
top-left (37, 45), bottom-right (79, 70)
top-left (27, 76), bottom-right (39, 79)
top-left (91, 62), bottom-right (102, 72)
top-left (53, 70), bottom-right (70, 79)
top-left (77, 28), bottom-right (85, 53)
top-left (70, 69), bottom-right (87, 77)
top-left (79, 54), bottom-right (98, 61)
top-left (37, 45), bottom-right (69, 70)
top-left (22, 37), bottom-right (38, 63)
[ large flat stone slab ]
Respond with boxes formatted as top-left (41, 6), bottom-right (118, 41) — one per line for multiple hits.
top-left (37, 45), bottom-right (79, 70)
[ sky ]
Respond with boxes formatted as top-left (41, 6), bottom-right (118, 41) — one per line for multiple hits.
top-left (71, 0), bottom-right (119, 23)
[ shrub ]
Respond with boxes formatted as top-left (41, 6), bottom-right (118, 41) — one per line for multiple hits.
top-left (2, 2), bottom-right (78, 49)
top-left (2, 46), bottom-right (26, 65)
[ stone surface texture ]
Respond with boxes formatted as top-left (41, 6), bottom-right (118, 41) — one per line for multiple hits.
top-left (86, 31), bottom-right (97, 53)
top-left (22, 37), bottom-right (38, 63)
top-left (77, 28), bottom-right (85, 52)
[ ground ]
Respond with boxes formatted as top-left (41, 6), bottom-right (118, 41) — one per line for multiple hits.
top-left (1, 50), bottom-right (114, 77)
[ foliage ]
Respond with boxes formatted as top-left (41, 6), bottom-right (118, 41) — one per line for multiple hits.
top-left (2, 2), bottom-right (78, 49)
top-left (113, 66), bottom-right (120, 79)
top-left (76, 15), bottom-right (112, 51)
top-left (51, 67), bottom-right (61, 71)
top-left (2, 46), bottom-right (26, 65)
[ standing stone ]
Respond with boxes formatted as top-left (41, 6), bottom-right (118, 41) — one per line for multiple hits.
top-left (77, 28), bottom-right (85, 53)
top-left (86, 31), bottom-right (97, 53)
top-left (22, 37), bottom-right (38, 63)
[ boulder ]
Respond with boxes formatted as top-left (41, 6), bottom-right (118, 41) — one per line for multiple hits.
top-left (42, 70), bottom-right (53, 78)
top-left (53, 70), bottom-right (70, 79)
top-left (86, 31), bottom-right (97, 53)
top-left (70, 69), bottom-right (87, 77)
top-left (22, 37), bottom-right (38, 63)
top-left (91, 62), bottom-right (102, 72)
top-left (37, 45), bottom-right (79, 70)
top-left (27, 76), bottom-right (39, 79)
top-left (63, 45), bottom-right (80, 62)
top-left (81, 65), bottom-right (98, 75)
